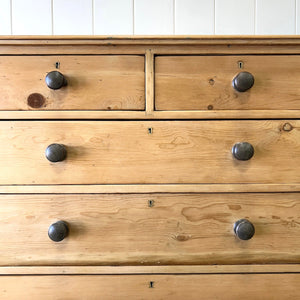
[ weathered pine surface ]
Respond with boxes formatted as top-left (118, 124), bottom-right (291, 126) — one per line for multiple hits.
top-left (1, 274), bottom-right (300, 300)
top-left (0, 56), bottom-right (145, 110)
top-left (155, 55), bottom-right (300, 110)
top-left (0, 193), bottom-right (300, 265)
top-left (0, 120), bottom-right (299, 184)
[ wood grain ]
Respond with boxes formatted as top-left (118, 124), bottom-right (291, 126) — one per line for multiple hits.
top-left (0, 55), bottom-right (145, 110)
top-left (0, 109), bottom-right (298, 119)
top-left (0, 120), bottom-right (299, 185)
top-left (0, 38), bottom-right (300, 118)
top-left (1, 193), bottom-right (300, 265)
top-left (145, 49), bottom-right (154, 115)
top-left (155, 55), bottom-right (300, 110)
top-left (2, 45), bottom-right (300, 56)
top-left (1, 274), bottom-right (300, 299)
top-left (2, 37), bottom-right (300, 56)
top-left (0, 184), bottom-right (300, 194)
top-left (2, 264), bottom-right (300, 274)
top-left (0, 37), bottom-right (299, 295)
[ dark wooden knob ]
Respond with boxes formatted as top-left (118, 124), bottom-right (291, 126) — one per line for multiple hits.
top-left (45, 143), bottom-right (67, 163)
top-left (45, 71), bottom-right (67, 90)
top-left (232, 71), bottom-right (254, 92)
top-left (234, 219), bottom-right (255, 240)
top-left (48, 221), bottom-right (68, 242)
top-left (232, 142), bottom-right (254, 161)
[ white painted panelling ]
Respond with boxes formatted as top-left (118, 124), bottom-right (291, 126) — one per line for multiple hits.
top-left (94, 0), bottom-right (133, 35)
top-left (5, 0), bottom-right (300, 36)
top-left (12, 0), bottom-right (52, 35)
top-left (134, 0), bottom-right (173, 34)
top-left (0, 0), bottom-right (11, 34)
top-left (215, 0), bottom-right (255, 34)
top-left (53, 0), bottom-right (93, 35)
top-left (256, 0), bottom-right (296, 34)
top-left (175, 0), bottom-right (214, 34)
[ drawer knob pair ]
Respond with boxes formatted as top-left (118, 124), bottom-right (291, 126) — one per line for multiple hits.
top-left (232, 72), bottom-right (254, 92)
top-left (45, 71), bottom-right (253, 92)
top-left (48, 221), bottom-right (68, 242)
top-left (48, 219), bottom-right (255, 242)
top-left (45, 142), bottom-right (254, 162)
top-left (45, 71), bottom-right (67, 90)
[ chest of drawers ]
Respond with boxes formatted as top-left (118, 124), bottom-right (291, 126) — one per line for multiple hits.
top-left (1, 36), bottom-right (300, 299)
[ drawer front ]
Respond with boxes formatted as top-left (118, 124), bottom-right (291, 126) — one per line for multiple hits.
top-left (0, 56), bottom-right (144, 110)
top-left (155, 55), bottom-right (300, 111)
top-left (1, 193), bottom-right (300, 265)
top-left (0, 274), bottom-right (299, 299)
top-left (0, 120), bottom-right (299, 185)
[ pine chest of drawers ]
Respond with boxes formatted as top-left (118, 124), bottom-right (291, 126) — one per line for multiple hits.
top-left (1, 36), bottom-right (300, 299)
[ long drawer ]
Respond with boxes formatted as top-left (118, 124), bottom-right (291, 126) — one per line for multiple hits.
top-left (0, 120), bottom-right (299, 185)
top-left (0, 274), bottom-right (299, 299)
top-left (155, 55), bottom-right (300, 111)
top-left (1, 193), bottom-right (300, 265)
top-left (0, 55), bottom-right (145, 110)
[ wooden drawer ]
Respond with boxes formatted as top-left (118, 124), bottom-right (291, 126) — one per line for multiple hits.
top-left (0, 120), bottom-right (299, 185)
top-left (0, 274), bottom-right (300, 299)
top-left (0, 55), bottom-right (145, 110)
top-left (155, 55), bottom-right (300, 111)
top-left (1, 193), bottom-right (300, 266)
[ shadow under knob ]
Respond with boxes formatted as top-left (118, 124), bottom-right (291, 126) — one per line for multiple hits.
top-left (45, 71), bottom-right (67, 90)
top-left (232, 142), bottom-right (254, 161)
top-left (234, 219), bottom-right (255, 240)
top-left (48, 221), bottom-right (68, 242)
top-left (232, 71), bottom-right (254, 92)
top-left (45, 143), bottom-right (67, 163)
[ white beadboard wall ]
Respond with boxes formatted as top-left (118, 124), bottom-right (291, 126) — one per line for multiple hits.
top-left (0, 0), bottom-right (299, 35)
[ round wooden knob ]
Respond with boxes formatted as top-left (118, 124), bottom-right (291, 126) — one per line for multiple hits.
top-left (232, 72), bottom-right (254, 92)
top-left (45, 143), bottom-right (67, 163)
top-left (232, 142), bottom-right (254, 161)
top-left (45, 71), bottom-right (67, 90)
top-left (48, 221), bottom-right (68, 242)
top-left (234, 219), bottom-right (255, 240)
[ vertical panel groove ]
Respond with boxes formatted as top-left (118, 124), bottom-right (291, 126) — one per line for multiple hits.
top-left (254, 0), bottom-right (257, 34)
top-left (92, 0), bottom-right (94, 35)
top-left (51, 0), bottom-right (53, 35)
top-left (295, 0), bottom-right (297, 33)
top-left (10, 0), bottom-right (12, 34)
top-left (213, 0), bottom-right (216, 34)
top-left (133, 0), bottom-right (135, 35)
top-left (173, 0), bottom-right (175, 34)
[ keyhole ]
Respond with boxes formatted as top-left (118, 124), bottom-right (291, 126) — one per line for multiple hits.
top-left (148, 200), bottom-right (155, 207)
top-left (149, 281), bottom-right (154, 288)
top-left (238, 61), bottom-right (244, 69)
top-left (148, 128), bottom-right (153, 134)
top-left (55, 62), bottom-right (60, 69)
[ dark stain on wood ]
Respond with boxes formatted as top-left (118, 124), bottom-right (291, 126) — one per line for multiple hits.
top-left (27, 93), bottom-right (46, 108)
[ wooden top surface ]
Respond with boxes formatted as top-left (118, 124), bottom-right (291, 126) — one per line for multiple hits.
top-left (0, 35), bottom-right (300, 44)
top-left (0, 35), bottom-right (300, 39)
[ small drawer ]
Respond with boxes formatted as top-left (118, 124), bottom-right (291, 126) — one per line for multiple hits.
top-left (1, 193), bottom-right (300, 266)
top-left (155, 55), bottom-right (300, 111)
top-left (0, 274), bottom-right (299, 299)
top-left (0, 55), bottom-right (145, 110)
top-left (0, 120), bottom-right (299, 185)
